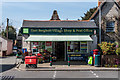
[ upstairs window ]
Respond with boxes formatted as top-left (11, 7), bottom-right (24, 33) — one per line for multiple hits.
top-left (106, 21), bottom-right (115, 32)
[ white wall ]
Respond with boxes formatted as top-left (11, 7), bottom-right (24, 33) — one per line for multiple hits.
top-left (22, 35), bottom-right (30, 51)
top-left (0, 37), bottom-right (7, 51)
top-left (6, 40), bottom-right (13, 55)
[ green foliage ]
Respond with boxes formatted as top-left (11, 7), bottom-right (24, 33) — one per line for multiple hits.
top-left (1, 30), bottom-right (6, 37)
top-left (98, 42), bottom-right (116, 55)
top-left (81, 7), bottom-right (97, 20)
top-left (2, 26), bottom-right (16, 40)
top-left (116, 48), bottom-right (120, 55)
top-left (18, 28), bottom-right (22, 36)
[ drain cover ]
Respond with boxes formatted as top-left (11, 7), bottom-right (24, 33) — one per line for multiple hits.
top-left (1, 76), bottom-right (14, 80)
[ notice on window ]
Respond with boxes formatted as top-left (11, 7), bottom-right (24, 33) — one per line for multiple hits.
top-left (45, 42), bottom-right (52, 52)
top-left (33, 42), bottom-right (38, 45)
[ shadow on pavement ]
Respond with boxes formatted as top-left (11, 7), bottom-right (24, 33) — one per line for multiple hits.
top-left (0, 64), bottom-right (16, 73)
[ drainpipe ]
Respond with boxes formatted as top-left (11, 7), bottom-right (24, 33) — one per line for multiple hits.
top-left (99, 2), bottom-right (102, 44)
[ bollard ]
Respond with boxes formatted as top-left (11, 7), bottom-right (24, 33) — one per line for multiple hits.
top-left (50, 55), bottom-right (52, 66)
top-left (68, 55), bottom-right (70, 66)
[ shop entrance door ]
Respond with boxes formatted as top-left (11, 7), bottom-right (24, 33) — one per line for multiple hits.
top-left (55, 42), bottom-right (65, 61)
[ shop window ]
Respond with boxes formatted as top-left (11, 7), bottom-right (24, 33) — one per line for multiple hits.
top-left (39, 42), bottom-right (45, 52)
top-left (67, 41), bottom-right (80, 53)
top-left (80, 42), bottom-right (87, 53)
top-left (31, 42), bottom-right (45, 53)
top-left (106, 21), bottom-right (115, 32)
top-left (33, 48), bottom-right (38, 53)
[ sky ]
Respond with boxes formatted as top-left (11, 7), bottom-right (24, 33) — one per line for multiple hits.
top-left (1, 0), bottom-right (98, 32)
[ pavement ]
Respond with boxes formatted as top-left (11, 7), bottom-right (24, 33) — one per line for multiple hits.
top-left (0, 56), bottom-right (119, 72)
top-left (0, 58), bottom-right (119, 79)
top-left (18, 62), bottom-right (120, 71)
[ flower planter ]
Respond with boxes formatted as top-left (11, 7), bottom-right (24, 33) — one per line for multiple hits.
top-left (101, 55), bottom-right (120, 67)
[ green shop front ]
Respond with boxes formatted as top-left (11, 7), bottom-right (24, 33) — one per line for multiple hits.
top-left (21, 21), bottom-right (98, 62)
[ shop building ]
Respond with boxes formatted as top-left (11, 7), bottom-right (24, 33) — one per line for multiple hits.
top-left (21, 10), bottom-right (99, 61)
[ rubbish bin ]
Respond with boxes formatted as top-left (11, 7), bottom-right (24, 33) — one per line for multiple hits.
top-left (94, 55), bottom-right (100, 67)
top-left (93, 49), bottom-right (99, 64)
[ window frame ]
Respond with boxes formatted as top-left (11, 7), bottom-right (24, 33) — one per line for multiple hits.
top-left (106, 21), bottom-right (115, 32)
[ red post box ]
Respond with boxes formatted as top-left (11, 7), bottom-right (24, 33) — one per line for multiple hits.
top-left (93, 49), bottom-right (99, 64)
top-left (25, 56), bottom-right (37, 64)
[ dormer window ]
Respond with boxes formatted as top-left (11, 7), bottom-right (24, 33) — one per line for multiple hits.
top-left (106, 21), bottom-right (115, 32)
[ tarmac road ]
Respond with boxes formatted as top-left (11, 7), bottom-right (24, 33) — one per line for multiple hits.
top-left (1, 67), bottom-right (119, 80)
top-left (0, 56), bottom-right (17, 73)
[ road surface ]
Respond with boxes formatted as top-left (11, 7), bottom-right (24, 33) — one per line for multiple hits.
top-left (1, 67), bottom-right (119, 80)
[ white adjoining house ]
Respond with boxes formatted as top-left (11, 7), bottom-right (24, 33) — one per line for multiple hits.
top-left (0, 36), bottom-right (13, 56)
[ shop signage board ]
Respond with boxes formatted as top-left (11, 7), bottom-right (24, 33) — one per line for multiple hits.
top-left (21, 27), bottom-right (98, 35)
top-left (69, 54), bottom-right (86, 61)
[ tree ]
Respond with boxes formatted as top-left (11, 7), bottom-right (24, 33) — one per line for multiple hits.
top-left (81, 7), bottom-right (97, 20)
top-left (18, 28), bottom-right (22, 36)
top-left (2, 26), bottom-right (16, 40)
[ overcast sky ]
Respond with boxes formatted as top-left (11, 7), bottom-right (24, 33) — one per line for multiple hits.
top-left (1, 0), bottom-right (98, 32)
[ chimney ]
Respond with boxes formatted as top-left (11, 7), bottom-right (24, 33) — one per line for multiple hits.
top-left (98, 0), bottom-right (102, 7)
top-left (50, 10), bottom-right (60, 20)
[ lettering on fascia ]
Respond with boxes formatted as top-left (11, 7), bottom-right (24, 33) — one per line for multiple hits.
top-left (76, 29), bottom-right (93, 32)
top-left (76, 29), bottom-right (83, 32)
top-left (84, 29), bottom-right (93, 32)
top-left (31, 29), bottom-right (38, 32)
top-left (52, 29), bottom-right (62, 33)
top-left (72, 29), bottom-right (76, 32)
top-left (63, 29), bottom-right (72, 32)
top-left (38, 29), bottom-right (52, 32)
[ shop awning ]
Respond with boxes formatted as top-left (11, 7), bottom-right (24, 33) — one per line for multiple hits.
top-left (25, 35), bottom-right (93, 41)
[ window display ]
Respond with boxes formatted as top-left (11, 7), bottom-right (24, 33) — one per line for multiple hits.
top-left (45, 42), bottom-right (52, 53)
top-left (67, 41), bottom-right (88, 61)
top-left (81, 42), bottom-right (87, 53)
top-left (31, 41), bottom-right (51, 62)
top-left (67, 41), bottom-right (80, 53)
top-left (67, 41), bottom-right (87, 54)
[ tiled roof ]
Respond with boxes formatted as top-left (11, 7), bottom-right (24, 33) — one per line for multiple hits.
top-left (22, 20), bottom-right (97, 28)
top-left (89, 1), bottom-right (120, 20)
